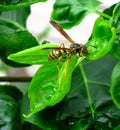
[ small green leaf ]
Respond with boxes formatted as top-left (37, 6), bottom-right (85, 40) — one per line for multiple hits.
top-left (25, 56), bottom-right (78, 117)
top-left (0, 0), bottom-right (47, 11)
top-left (50, 0), bottom-right (101, 29)
top-left (110, 62), bottom-right (120, 109)
top-left (86, 17), bottom-right (116, 60)
top-left (8, 43), bottom-right (59, 65)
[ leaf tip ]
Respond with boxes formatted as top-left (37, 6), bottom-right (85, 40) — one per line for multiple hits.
top-left (23, 113), bottom-right (33, 118)
top-left (7, 54), bottom-right (15, 61)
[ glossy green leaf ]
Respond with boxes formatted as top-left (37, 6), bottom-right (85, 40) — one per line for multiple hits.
top-left (110, 62), bottom-right (120, 109)
top-left (24, 109), bottom-right (59, 130)
top-left (50, 0), bottom-right (101, 29)
top-left (86, 17), bottom-right (116, 60)
top-left (0, 85), bottom-right (23, 129)
top-left (0, 19), bottom-right (39, 67)
top-left (8, 43), bottom-right (59, 65)
top-left (0, 94), bottom-right (22, 130)
top-left (110, 2), bottom-right (120, 60)
top-left (25, 56), bottom-right (78, 117)
top-left (21, 93), bottom-right (58, 129)
top-left (56, 56), bottom-right (120, 129)
top-left (0, 0), bottom-right (47, 11)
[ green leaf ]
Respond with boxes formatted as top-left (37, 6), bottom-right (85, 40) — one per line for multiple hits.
top-left (110, 62), bottom-right (120, 109)
top-left (0, 85), bottom-right (23, 129)
top-left (103, 4), bottom-right (116, 17)
top-left (0, 94), bottom-right (22, 130)
top-left (0, 0), bottom-right (47, 11)
top-left (0, 19), bottom-right (39, 67)
top-left (50, 0), bottom-right (101, 29)
top-left (25, 56), bottom-right (78, 117)
top-left (21, 93), bottom-right (58, 130)
top-left (56, 56), bottom-right (120, 129)
top-left (115, 124), bottom-right (120, 130)
top-left (1, 7), bottom-right (30, 27)
top-left (86, 17), bottom-right (116, 60)
top-left (24, 109), bottom-right (59, 130)
top-left (8, 43), bottom-right (59, 65)
top-left (0, 84), bottom-right (22, 101)
top-left (110, 2), bottom-right (120, 60)
top-left (71, 119), bottom-right (90, 130)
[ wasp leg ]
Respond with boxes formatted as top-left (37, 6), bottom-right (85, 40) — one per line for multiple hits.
top-left (57, 56), bottom-right (66, 65)
top-left (63, 58), bottom-right (70, 78)
top-left (56, 56), bottom-right (66, 76)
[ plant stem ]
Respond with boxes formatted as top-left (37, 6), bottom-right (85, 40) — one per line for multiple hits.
top-left (0, 76), bottom-right (32, 82)
top-left (95, 10), bottom-right (111, 19)
top-left (79, 64), bottom-right (95, 119)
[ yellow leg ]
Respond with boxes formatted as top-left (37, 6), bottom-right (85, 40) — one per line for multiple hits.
top-left (63, 58), bottom-right (70, 78)
top-left (56, 56), bottom-right (66, 76)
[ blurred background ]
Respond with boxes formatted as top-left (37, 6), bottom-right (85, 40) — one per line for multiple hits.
top-left (0, 0), bottom-right (119, 84)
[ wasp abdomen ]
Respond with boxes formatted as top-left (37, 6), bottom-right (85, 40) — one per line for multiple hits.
top-left (48, 49), bottom-right (64, 61)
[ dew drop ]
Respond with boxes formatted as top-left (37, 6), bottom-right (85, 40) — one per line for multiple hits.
top-left (68, 118), bottom-right (75, 126)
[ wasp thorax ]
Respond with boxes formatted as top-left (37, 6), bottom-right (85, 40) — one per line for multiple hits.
top-left (70, 43), bottom-right (80, 49)
top-left (69, 43), bottom-right (81, 54)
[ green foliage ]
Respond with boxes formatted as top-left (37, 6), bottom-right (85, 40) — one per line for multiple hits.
top-left (56, 56), bottom-right (119, 130)
top-left (0, 85), bottom-right (22, 130)
top-left (0, 0), bottom-right (47, 11)
top-left (0, 18), bottom-right (39, 67)
top-left (110, 62), bottom-right (120, 108)
top-left (1, 0), bottom-right (120, 130)
top-left (25, 56), bottom-right (78, 118)
top-left (1, 7), bottom-right (30, 27)
top-left (50, 0), bottom-right (101, 29)
top-left (86, 17), bottom-right (116, 60)
top-left (8, 43), bottom-right (59, 65)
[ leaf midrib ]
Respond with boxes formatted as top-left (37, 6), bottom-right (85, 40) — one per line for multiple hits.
top-left (79, 63), bottom-right (95, 119)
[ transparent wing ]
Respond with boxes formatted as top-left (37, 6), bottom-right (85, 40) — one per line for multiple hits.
top-left (41, 47), bottom-right (72, 51)
top-left (50, 21), bottom-right (75, 44)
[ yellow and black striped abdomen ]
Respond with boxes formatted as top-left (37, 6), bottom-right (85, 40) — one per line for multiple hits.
top-left (48, 49), bottom-right (64, 61)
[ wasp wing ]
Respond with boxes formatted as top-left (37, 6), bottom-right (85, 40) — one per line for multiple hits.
top-left (50, 21), bottom-right (75, 44)
top-left (41, 47), bottom-right (72, 51)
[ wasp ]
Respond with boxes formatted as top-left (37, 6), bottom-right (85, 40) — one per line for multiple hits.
top-left (47, 21), bottom-right (88, 63)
